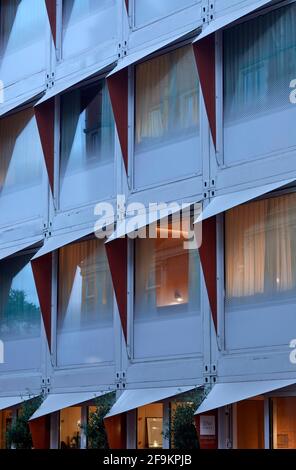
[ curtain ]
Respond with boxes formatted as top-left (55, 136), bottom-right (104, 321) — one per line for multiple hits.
top-left (135, 44), bottom-right (199, 146)
top-left (58, 239), bottom-right (113, 331)
top-left (226, 193), bottom-right (296, 300)
top-left (224, 2), bottom-right (296, 122)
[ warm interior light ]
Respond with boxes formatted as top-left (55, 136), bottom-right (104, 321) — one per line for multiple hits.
top-left (174, 290), bottom-right (183, 302)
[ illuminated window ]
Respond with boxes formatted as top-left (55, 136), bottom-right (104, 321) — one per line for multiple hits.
top-left (0, 409), bottom-right (12, 449)
top-left (59, 80), bottom-right (114, 209)
top-left (134, 45), bottom-right (200, 187)
top-left (59, 407), bottom-right (81, 449)
top-left (236, 399), bottom-right (264, 449)
top-left (57, 239), bottom-right (114, 366)
top-left (134, 223), bottom-right (201, 358)
top-left (272, 397), bottom-right (296, 449)
top-left (137, 404), bottom-right (163, 449)
top-left (225, 193), bottom-right (296, 304)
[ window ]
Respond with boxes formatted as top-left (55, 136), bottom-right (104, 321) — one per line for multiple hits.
top-left (0, 109), bottom-right (44, 226)
top-left (0, 409), bottom-right (12, 449)
top-left (236, 399), bottom-right (264, 449)
top-left (223, 3), bottom-right (296, 163)
top-left (137, 404), bottom-right (163, 449)
top-left (0, 0), bottom-right (46, 82)
top-left (134, 45), bottom-right (200, 188)
top-left (57, 238), bottom-right (114, 366)
top-left (60, 407), bottom-right (81, 449)
top-left (62, 0), bottom-right (117, 59)
top-left (0, 253), bottom-right (41, 371)
top-left (272, 397), bottom-right (296, 448)
top-left (59, 80), bottom-right (115, 209)
top-left (134, 223), bottom-right (201, 358)
top-left (134, 0), bottom-right (197, 27)
top-left (225, 192), bottom-right (296, 349)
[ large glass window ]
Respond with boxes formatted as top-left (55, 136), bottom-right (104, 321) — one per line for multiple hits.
top-left (59, 80), bottom-right (115, 209)
top-left (134, 45), bottom-right (200, 188)
top-left (134, 0), bottom-right (197, 27)
top-left (0, 0), bottom-right (46, 83)
top-left (0, 252), bottom-right (41, 371)
top-left (62, 0), bottom-right (117, 59)
top-left (272, 397), bottom-right (296, 448)
top-left (0, 409), bottom-right (12, 449)
top-left (137, 404), bottom-right (163, 449)
top-left (236, 399), bottom-right (264, 449)
top-left (57, 238), bottom-right (114, 366)
top-left (224, 3), bottom-right (296, 163)
top-left (225, 192), bottom-right (296, 349)
top-left (134, 225), bottom-right (201, 358)
top-left (60, 407), bottom-right (81, 449)
top-left (0, 109), bottom-right (44, 226)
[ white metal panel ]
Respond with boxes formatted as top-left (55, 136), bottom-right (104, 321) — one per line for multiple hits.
top-left (0, 395), bottom-right (37, 411)
top-left (106, 386), bottom-right (197, 418)
top-left (0, 88), bottom-right (44, 117)
top-left (194, 0), bottom-right (272, 41)
top-left (0, 236), bottom-right (43, 261)
top-left (195, 178), bottom-right (295, 223)
top-left (30, 390), bottom-right (111, 420)
top-left (107, 202), bottom-right (193, 242)
top-left (195, 379), bottom-right (296, 414)
top-left (107, 27), bottom-right (198, 77)
top-left (35, 59), bottom-right (116, 106)
top-left (32, 222), bottom-right (113, 260)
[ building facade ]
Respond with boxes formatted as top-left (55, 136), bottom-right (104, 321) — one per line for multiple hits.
top-left (0, 0), bottom-right (296, 449)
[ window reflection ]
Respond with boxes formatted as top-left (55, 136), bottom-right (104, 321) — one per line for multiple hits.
top-left (137, 404), bottom-right (163, 449)
top-left (0, 253), bottom-right (41, 340)
top-left (59, 81), bottom-right (114, 208)
top-left (134, 0), bottom-right (197, 26)
top-left (57, 239), bottom-right (114, 366)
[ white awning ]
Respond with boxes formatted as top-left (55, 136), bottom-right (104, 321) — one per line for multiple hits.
top-left (105, 386), bottom-right (198, 418)
top-left (195, 177), bottom-right (295, 223)
top-left (195, 379), bottom-right (296, 415)
top-left (106, 202), bottom-right (197, 242)
top-left (30, 391), bottom-right (111, 420)
top-left (0, 395), bottom-right (38, 411)
top-left (32, 217), bottom-right (114, 260)
top-left (0, 87), bottom-right (45, 117)
top-left (107, 26), bottom-right (199, 77)
top-left (0, 236), bottom-right (43, 261)
top-left (35, 58), bottom-right (116, 106)
top-left (194, 0), bottom-right (272, 41)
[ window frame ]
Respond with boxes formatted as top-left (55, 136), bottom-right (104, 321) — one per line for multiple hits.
top-left (129, 36), bottom-right (203, 192)
top-left (129, 220), bottom-right (204, 362)
top-left (52, 236), bottom-right (116, 369)
top-left (54, 75), bottom-right (117, 213)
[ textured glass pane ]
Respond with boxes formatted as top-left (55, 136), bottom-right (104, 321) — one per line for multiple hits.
top-left (0, 0), bottom-right (46, 55)
top-left (134, 45), bottom-right (200, 187)
top-left (0, 253), bottom-right (41, 371)
top-left (134, 0), bottom-right (196, 26)
top-left (0, 109), bottom-right (44, 226)
top-left (225, 193), bottom-right (296, 305)
top-left (57, 239), bottom-right (114, 366)
top-left (62, 0), bottom-right (116, 59)
top-left (59, 80), bottom-right (115, 209)
top-left (223, 3), bottom-right (296, 163)
top-left (134, 228), bottom-right (201, 358)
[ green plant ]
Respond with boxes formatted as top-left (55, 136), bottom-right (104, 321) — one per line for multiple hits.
top-left (6, 396), bottom-right (43, 449)
top-left (83, 392), bottom-right (116, 449)
top-left (165, 388), bottom-right (206, 449)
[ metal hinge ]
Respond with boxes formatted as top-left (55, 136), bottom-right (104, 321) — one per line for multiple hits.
top-left (201, 1), bottom-right (215, 25)
top-left (203, 363), bottom-right (217, 385)
top-left (115, 371), bottom-right (127, 389)
top-left (117, 41), bottom-right (128, 59)
top-left (46, 71), bottom-right (55, 89)
top-left (41, 377), bottom-right (51, 395)
top-left (202, 179), bottom-right (216, 199)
